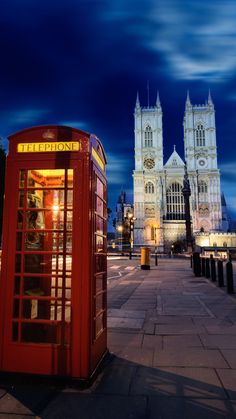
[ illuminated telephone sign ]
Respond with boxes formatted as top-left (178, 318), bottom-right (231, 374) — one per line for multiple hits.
top-left (17, 141), bottom-right (80, 153)
top-left (0, 125), bottom-right (107, 381)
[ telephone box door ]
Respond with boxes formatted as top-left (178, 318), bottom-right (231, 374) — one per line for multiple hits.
top-left (2, 165), bottom-right (75, 375)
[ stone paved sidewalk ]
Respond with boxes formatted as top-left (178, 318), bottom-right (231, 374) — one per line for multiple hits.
top-left (1, 258), bottom-right (236, 418)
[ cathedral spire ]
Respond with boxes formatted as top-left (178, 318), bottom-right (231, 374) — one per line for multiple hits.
top-left (185, 90), bottom-right (192, 111)
top-left (186, 90), bottom-right (191, 104)
top-left (208, 89), bottom-right (214, 107)
top-left (135, 91), bottom-right (141, 111)
top-left (156, 90), bottom-right (161, 109)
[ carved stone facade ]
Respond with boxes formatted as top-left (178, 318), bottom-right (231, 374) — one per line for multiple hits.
top-left (133, 92), bottom-right (229, 251)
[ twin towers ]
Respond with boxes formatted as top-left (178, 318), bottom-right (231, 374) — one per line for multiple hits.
top-left (133, 91), bottom-right (226, 250)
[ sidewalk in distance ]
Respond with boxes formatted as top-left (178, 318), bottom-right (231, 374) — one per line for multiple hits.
top-left (1, 258), bottom-right (236, 418)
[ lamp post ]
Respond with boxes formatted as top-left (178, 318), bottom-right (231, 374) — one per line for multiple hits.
top-left (127, 212), bottom-right (136, 259)
top-left (117, 225), bottom-right (123, 252)
top-left (153, 223), bottom-right (158, 266)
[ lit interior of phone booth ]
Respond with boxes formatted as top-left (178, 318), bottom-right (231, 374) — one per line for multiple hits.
top-left (0, 126), bottom-right (107, 379)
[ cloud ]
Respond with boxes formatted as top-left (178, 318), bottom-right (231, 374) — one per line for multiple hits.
top-left (220, 163), bottom-right (236, 216)
top-left (106, 152), bottom-right (132, 186)
top-left (102, 0), bottom-right (236, 82)
top-left (150, 1), bottom-right (236, 81)
top-left (6, 109), bottom-right (50, 125)
top-left (220, 162), bottom-right (236, 178)
top-left (58, 121), bottom-right (88, 130)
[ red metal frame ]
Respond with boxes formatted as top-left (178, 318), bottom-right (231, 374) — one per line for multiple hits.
top-left (0, 125), bottom-right (107, 379)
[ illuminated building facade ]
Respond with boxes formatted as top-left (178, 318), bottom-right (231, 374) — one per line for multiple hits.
top-left (133, 92), bottom-right (229, 251)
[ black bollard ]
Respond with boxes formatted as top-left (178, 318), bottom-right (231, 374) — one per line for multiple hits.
top-left (226, 261), bottom-right (234, 294)
top-left (193, 252), bottom-right (201, 277)
top-left (190, 255), bottom-right (193, 268)
top-left (155, 252), bottom-right (158, 266)
top-left (205, 258), bottom-right (210, 278)
top-left (217, 260), bottom-right (224, 287)
top-left (201, 258), bottom-right (206, 276)
top-left (210, 255), bottom-right (216, 282)
top-left (129, 250), bottom-right (132, 260)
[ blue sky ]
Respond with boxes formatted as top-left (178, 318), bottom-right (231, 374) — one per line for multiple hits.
top-left (1, 0), bottom-right (236, 226)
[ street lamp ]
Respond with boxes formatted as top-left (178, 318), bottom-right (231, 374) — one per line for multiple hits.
top-left (117, 225), bottom-right (123, 252)
top-left (153, 223), bottom-right (158, 266)
top-left (127, 212), bottom-right (136, 259)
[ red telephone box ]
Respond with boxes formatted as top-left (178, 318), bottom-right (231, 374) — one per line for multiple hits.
top-left (0, 125), bottom-right (107, 379)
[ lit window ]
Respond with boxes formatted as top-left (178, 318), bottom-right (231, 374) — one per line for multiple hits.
top-left (198, 181), bottom-right (207, 194)
top-left (144, 126), bottom-right (153, 147)
top-left (166, 183), bottom-right (184, 220)
top-left (151, 226), bottom-right (155, 240)
top-left (145, 182), bottom-right (154, 194)
top-left (195, 124), bottom-right (205, 146)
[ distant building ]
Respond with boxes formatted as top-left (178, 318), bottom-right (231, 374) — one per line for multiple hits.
top-left (115, 191), bottom-right (134, 250)
top-left (133, 92), bottom-right (230, 251)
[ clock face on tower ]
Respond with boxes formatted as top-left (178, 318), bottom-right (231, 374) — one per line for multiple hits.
top-left (144, 158), bottom-right (155, 169)
top-left (197, 158), bottom-right (207, 168)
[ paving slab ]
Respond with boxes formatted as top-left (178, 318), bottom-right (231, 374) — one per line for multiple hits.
top-left (148, 396), bottom-right (236, 419)
top-left (163, 334), bottom-right (203, 349)
top-left (130, 366), bottom-right (226, 398)
top-left (216, 369), bottom-right (236, 399)
top-left (155, 324), bottom-right (205, 335)
top-left (108, 309), bottom-right (146, 319)
top-left (94, 363), bottom-right (137, 395)
top-left (205, 325), bottom-right (236, 335)
top-left (42, 394), bottom-right (147, 419)
top-left (220, 350), bottom-right (236, 368)
top-left (150, 315), bottom-right (194, 325)
top-left (142, 335), bottom-right (162, 350)
top-left (108, 317), bottom-right (144, 329)
top-left (200, 334), bottom-right (236, 349)
top-left (116, 348), bottom-right (154, 367)
top-left (142, 322), bottom-right (155, 335)
top-left (153, 348), bottom-right (229, 368)
top-left (108, 331), bottom-right (143, 347)
top-left (193, 318), bottom-right (233, 326)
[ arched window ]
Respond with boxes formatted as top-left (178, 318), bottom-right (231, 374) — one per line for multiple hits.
top-left (151, 226), bottom-right (155, 241)
top-left (198, 181), bottom-right (207, 194)
top-left (144, 125), bottom-right (153, 147)
top-left (223, 242), bottom-right (227, 247)
top-left (145, 181), bottom-right (154, 194)
top-left (195, 124), bottom-right (205, 146)
top-left (166, 183), bottom-right (185, 220)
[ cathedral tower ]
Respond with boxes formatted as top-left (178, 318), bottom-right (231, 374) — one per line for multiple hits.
top-left (133, 92), bottom-right (164, 246)
top-left (183, 92), bottom-right (222, 232)
top-left (133, 91), bottom-right (226, 252)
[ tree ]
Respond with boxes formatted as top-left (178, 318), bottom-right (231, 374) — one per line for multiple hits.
top-left (0, 142), bottom-right (6, 245)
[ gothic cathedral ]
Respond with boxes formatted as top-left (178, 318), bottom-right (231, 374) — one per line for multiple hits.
top-left (133, 92), bottom-right (228, 251)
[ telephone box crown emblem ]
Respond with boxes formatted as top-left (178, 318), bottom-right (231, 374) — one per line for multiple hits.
top-left (42, 130), bottom-right (55, 140)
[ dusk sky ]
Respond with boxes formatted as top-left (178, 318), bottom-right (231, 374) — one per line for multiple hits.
top-left (1, 0), bottom-right (236, 227)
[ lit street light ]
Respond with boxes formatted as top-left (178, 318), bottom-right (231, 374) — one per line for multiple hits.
top-left (117, 225), bottom-right (123, 251)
